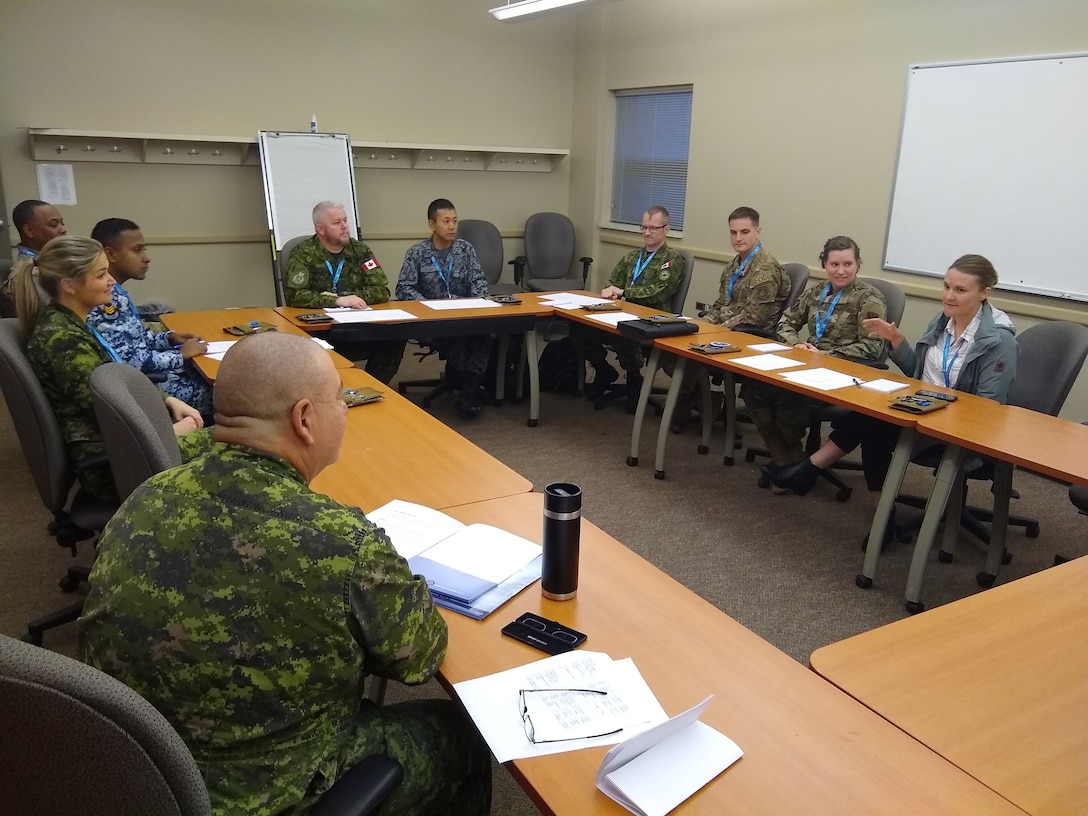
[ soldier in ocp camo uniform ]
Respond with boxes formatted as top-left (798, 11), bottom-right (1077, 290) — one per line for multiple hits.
top-left (284, 201), bottom-right (405, 384)
top-left (87, 218), bottom-right (213, 417)
top-left (80, 331), bottom-right (490, 816)
top-left (743, 236), bottom-right (886, 471)
top-left (571, 205), bottom-right (686, 411)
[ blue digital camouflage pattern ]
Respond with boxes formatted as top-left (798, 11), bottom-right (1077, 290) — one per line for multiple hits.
top-left (88, 283), bottom-right (212, 415)
top-left (80, 443), bottom-right (490, 815)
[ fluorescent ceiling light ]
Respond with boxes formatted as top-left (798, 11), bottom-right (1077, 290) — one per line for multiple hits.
top-left (489, 0), bottom-right (588, 21)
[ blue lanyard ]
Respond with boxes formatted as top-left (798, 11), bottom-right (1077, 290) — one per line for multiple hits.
top-left (324, 257), bottom-right (345, 292)
top-left (632, 249), bottom-right (658, 284)
top-left (813, 283), bottom-right (845, 342)
top-left (728, 242), bottom-right (762, 300)
top-left (431, 254), bottom-right (455, 297)
top-left (16, 246), bottom-right (37, 259)
top-left (941, 331), bottom-right (962, 388)
top-left (86, 322), bottom-right (124, 364)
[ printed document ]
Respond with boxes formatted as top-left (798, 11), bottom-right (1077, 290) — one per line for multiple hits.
top-left (421, 298), bottom-right (502, 310)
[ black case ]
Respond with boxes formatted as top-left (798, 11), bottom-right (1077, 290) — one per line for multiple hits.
top-left (501, 613), bottom-right (587, 655)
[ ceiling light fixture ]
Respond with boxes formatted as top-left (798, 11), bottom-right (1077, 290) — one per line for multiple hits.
top-left (489, 0), bottom-right (589, 22)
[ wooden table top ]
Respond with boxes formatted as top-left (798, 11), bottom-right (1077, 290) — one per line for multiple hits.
top-left (810, 557), bottom-right (1088, 816)
top-left (436, 493), bottom-right (1029, 816)
top-left (919, 401), bottom-right (1088, 487)
top-left (161, 307), bottom-right (354, 380)
top-left (311, 369), bottom-right (532, 513)
top-left (276, 294), bottom-right (556, 331)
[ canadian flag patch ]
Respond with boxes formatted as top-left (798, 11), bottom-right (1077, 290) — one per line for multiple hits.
top-left (661, 261), bottom-right (672, 269)
top-left (363, 258), bottom-right (379, 271)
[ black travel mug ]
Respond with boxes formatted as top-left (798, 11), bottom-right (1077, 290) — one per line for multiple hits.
top-left (541, 482), bottom-right (581, 600)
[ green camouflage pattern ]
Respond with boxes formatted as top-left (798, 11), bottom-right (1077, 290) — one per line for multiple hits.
top-left (284, 236), bottom-right (392, 309)
top-left (79, 443), bottom-right (491, 816)
top-left (704, 247), bottom-right (789, 332)
top-left (746, 278), bottom-right (887, 465)
top-left (607, 244), bottom-right (687, 312)
top-left (26, 302), bottom-right (118, 501)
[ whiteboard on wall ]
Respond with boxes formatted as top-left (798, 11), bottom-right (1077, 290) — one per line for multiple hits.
top-left (258, 131), bottom-right (359, 251)
top-left (883, 53), bottom-right (1088, 302)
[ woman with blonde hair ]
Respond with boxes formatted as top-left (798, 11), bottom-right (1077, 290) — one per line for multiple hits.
top-left (14, 235), bottom-right (204, 502)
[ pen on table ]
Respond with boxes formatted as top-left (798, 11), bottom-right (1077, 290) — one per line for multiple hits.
top-left (526, 635), bottom-right (549, 646)
top-left (852, 378), bottom-right (863, 387)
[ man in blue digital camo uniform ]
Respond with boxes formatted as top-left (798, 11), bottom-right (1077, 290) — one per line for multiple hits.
top-left (284, 201), bottom-right (405, 384)
top-left (87, 218), bottom-right (214, 418)
top-left (80, 331), bottom-right (491, 816)
top-left (571, 205), bottom-right (686, 412)
top-left (396, 198), bottom-right (492, 418)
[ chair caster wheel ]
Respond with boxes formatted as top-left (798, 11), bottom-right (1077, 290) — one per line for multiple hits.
top-left (836, 487), bottom-right (852, 502)
top-left (1026, 523), bottom-right (1040, 538)
top-left (758, 475), bottom-right (770, 489)
top-left (626, 456), bottom-right (638, 467)
top-left (905, 600), bottom-right (925, 615)
top-left (526, 418), bottom-right (538, 427)
top-left (855, 575), bottom-right (872, 589)
top-left (59, 575), bottom-right (82, 593)
top-left (653, 470), bottom-right (665, 480)
top-left (21, 632), bottom-right (43, 646)
top-left (697, 445), bottom-right (709, 455)
top-left (744, 450), bottom-right (756, 463)
top-left (722, 455), bottom-right (734, 466)
top-left (938, 551), bottom-right (954, 564)
top-left (976, 571), bottom-right (996, 588)
top-left (1001, 550), bottom-right (1012, 565)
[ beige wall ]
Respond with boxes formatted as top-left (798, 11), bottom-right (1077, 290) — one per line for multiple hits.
top-left (572, 0), bottom-right (1088, 418)
top-left (0, 0), bottom-right (576, 307)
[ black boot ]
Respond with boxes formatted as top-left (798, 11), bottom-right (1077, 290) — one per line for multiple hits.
top-left (585, 364), bottom-right (618, 400)
top-left (761, 459), bottom-right (819, 496)
top-left (454, 372), bottom-right (485, 418)
top-left (624, 371), bottom-right (643, 414)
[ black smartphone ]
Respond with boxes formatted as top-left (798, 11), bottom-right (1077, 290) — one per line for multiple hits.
top-left (298, 313), bottom-right (334, 324)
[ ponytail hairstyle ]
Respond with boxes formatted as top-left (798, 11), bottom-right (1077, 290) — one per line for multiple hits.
top-left (948, 254), bottom-right (998, 295)
top-left (818, 235), bottom-right (862, 269)
top-left (14, 236), bottom-right (104, 339)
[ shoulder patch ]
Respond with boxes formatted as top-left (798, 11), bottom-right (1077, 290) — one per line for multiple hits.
top-left (102, 303), bottom-right (118, 319)
top-left (289, 269), bottom-right (308, 286)
top-left (363, 258), bottom-right (379, 271)
top-left (661, 260), bottom-right (672, 269)
top-left (994, 360), bottom-right (1006, 373)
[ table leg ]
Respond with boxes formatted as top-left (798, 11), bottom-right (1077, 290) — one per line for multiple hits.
top-left (525, 327), bottom-right (540, 427)
top-left (697, 371), bottom-right (713, 456)
top-left (721, 372), bottom-right (737, 466)
top-left (858, 426), bottom-right (916, 586)
top-left (494, 334), bottom-right (510, 405)
top-left (651, 355), bottom-right (686, 478)
top-left (938, 467), bottom-right (964, 561)
top-left (904, 444), bottom-right (966, 613)
top-left (979, 461), bottom-right (1014, 587)
top-left (628, 346), bottom-right (661, 467)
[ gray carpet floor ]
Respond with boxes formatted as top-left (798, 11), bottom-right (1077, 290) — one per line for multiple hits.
top-left (2, 342), bottom-right (1084, 814)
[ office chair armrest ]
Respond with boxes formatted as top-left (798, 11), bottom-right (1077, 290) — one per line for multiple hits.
top-left (732, 325), bottom-right (778, 341)
top-left (838, 355), bottom-right (888, 370)
top-left (146, 371), bottom-right (168, 384)
top-left (72, 451), bottom-right (111, 473)
top-left (579, 256), bottom-right (593, 288)
top-left (510, 256), bottom-right (527, 287)
top-left (311, 755), bottom-right (404, 816)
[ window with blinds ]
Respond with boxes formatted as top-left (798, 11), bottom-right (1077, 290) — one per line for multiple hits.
top-left (610, 87), bottom-right (693, 231)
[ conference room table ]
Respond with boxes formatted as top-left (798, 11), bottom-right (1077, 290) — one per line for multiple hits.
top-left (810, 555), bottom-right (1088, 816)
top-left (160, 307), bottom-right (354, 382)
top-left (434, 493), bottom-right (1029, 815)
top-left (277, 297), bottom-right (555, 424)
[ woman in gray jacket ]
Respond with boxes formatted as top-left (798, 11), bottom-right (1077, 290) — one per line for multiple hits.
top-left (762, 254), bottom-right (1018, 498)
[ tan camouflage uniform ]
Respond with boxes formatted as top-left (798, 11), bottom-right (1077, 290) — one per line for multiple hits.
top-left (80, 442), bottom-right (491, 816)
top-left (743, 278), bottom-right (887, 465)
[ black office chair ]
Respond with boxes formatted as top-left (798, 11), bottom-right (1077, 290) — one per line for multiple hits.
top-left (514, 212), bottom-right (592, 292)
top-left (461, 219), bottom-right (520, 296)
top-left (896, 320), bottom-right (1088, 587)
top-left (591, 250), bottom-right (695, 413)
top-left (0, 319), bottom-right (118, 644)
top-left (1060, 460), bottom-right (1088, 565)
top-left (0, 634), bottom-right (403, 816)
top-left (274, 234), bottom-right (310, 306)
top-left (90, 363), bottom-right (184, 500)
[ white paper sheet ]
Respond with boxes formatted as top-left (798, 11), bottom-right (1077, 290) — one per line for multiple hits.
top-left (539, 293), bottom-right (607, 309)
top-left (36, 163), bottom-right (77, 205)
top-left (729, 354), bottom-right (805, 372)
top-left (746, 342), bottom-right (792, 352)
top-left (330, 309), bottom-right (417, 323)
top-left (203, 340), bottom-right (237, 355)
top-left (422, 524), bottom-right (541, 584)
top-left (421, 298), bottom-right (502, 310)
top-left (454, 651), bottom-right (668, 763)
top-left (586, 313), bottom-right (642, 326)
top-left (778, 367), bottom-right (860, 391)
top-left (310, 337), bottom-right (334, 350)
top-left (368, 500), bottom-right (465, 559)
top-left (859, 378), bottom-right (910, 393)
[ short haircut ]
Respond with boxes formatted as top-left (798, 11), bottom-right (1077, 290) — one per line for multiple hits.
top-left (644, 205), bottom-right (670, 224)
top-left (312, 201), bottom-right (345, 226)
top-left (728, 206), bottom-right (760, 226)
top-left (91, 218), bottom-right (141, 249)
top-left (214, 332), bottom-right (330, 422)
top-left (949, 254), bottom-right (998, 290)
top-left (819, 235), bottom-right (862, 267)
top-left (12, 199), bottom-right (49, 234)
top-left (427, 198), bottom-right (456, 221)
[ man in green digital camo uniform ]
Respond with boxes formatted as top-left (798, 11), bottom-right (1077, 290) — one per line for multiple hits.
top-left (284, 201), bottom-right (404, 384)
top-left (669, 206), bottom-right (790, 431)
top-left (744, 246), bottom-right (886, 471)
top-left (571, 205), bottom-right (686, 411)
top-left (80, 332), bottom-right (491, 816)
